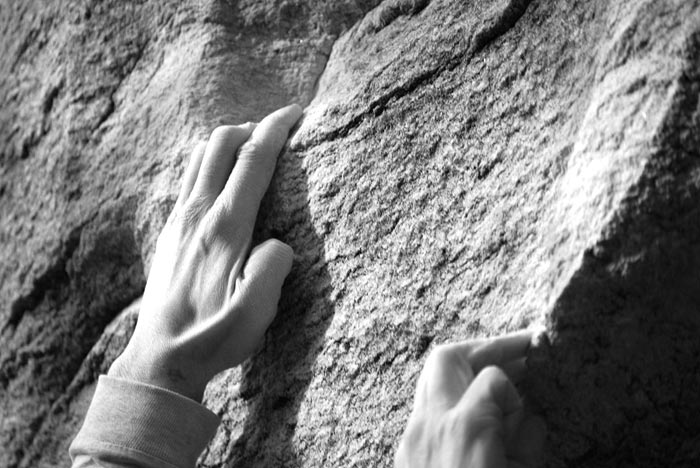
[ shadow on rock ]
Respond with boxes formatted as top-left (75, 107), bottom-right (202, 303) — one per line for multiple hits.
top-left (226, 137), bottom-right (334, 467)
top-left (526, 172), bottom-right (700, 468)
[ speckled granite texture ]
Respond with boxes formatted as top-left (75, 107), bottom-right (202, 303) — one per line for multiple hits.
top-left (1, 1), bottom-right (699, 467)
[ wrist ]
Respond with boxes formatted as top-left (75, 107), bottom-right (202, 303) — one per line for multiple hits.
top-left (108, 344), bottom-right (207, 403)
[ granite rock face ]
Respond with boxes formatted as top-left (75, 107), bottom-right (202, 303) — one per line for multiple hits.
top-left (1, 0), bottom-right (699, 467)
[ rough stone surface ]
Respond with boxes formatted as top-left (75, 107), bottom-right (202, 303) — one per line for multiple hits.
top-left (1, 0), bottom-right (699, 467)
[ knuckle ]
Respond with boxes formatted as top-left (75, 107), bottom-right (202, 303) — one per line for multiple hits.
top-left (170, 196), bottom-right (209, 230)
top-left (238, 138), bottom-right (265, 161)
top-left (246, 125), bottom-right (285, 155)
top-left (209, 125), bottom-right (237, 142)
top-left (479, 365), bottom-right (506, 382)
top-left (205, 204), bottom-right (246, 240)
top-left (208, 125), bottom-right (251, 152)
top-left (182, 199), bottom-right (206, 224)
top-left (427, 344), bottom-right (459, 369)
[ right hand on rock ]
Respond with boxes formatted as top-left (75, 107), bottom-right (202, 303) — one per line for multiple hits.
top-left (395, 331), bottom-right (546, 468)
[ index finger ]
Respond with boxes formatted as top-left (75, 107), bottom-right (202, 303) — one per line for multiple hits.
top-left (417, 344), bottom-right (476, 414)
top-left (217, 104), bottom-right (302, 231)
top-left (467, 330), bottom-right (533, 374)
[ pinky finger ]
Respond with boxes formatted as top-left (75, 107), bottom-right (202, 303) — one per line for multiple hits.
top-left (176, 141), bottom-right (207, 206)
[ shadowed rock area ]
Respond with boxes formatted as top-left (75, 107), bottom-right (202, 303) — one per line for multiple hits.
top-left (1, 0), bottom-right (699, 467)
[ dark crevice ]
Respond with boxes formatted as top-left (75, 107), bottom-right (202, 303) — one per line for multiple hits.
top-left (309, 49), bottom-right (333, 106)
top-left (9, 213), bottom-right (145, 466)
top-left (359, 0), bottom-right (431, 35)
top-left (92, 38), bottom-right (148, 131)
top-left (11, 22), bottom-right (43, 72)
top-left (3, 225), bottom-right (83, 333)
top-left (41, 83), bottom-right (62, 114)
top-left (18, 302), bottom-right (141, 468)
top-left (94, 95), bottom-right (116, 130)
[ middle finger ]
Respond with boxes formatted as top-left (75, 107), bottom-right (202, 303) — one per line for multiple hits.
top-left (214, 104), bottom-right (302, 242)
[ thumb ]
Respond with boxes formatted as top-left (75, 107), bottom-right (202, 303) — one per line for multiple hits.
top-left (454, 367), bottom-right (522, 468)
top-left (459, 366), bottom-right (523, 416)
top-left (234, 239), bottom-right (294, 328)
top-left (457, 366), bottom-right (524, 442)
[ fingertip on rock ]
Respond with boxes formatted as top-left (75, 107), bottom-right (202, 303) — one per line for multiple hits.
top-left (268, 238), bottom-right (294, 268)
top-left (529, 325), bottom-right (551, 349)
top-left (287, 102), bottom-right (302, 114)
top-left (283, 103), bottom-right (304, 123)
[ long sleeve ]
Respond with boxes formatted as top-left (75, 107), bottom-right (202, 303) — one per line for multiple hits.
top-left (70, 375), bottom-right (220, 468)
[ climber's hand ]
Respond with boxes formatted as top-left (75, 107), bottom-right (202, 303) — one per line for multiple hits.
top-left (395, 331), bottom-right (546, 468)
top-left (109, 104), bottom-right (302, 402)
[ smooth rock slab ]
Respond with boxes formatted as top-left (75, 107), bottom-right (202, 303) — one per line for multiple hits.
top-left (1, 0), bottom-right (699, 467)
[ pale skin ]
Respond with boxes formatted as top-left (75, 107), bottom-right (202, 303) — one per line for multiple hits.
top-left (108, 104), bottom-right (546, 467)
top-left (395, 333), bottom-right (546, 468)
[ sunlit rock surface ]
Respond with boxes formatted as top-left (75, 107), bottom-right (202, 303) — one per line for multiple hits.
top-left (1, 0), bottom-right (699, 467)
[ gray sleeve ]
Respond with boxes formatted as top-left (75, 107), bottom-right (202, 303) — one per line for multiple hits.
top-left (69, 375), bottom-right (220, 468)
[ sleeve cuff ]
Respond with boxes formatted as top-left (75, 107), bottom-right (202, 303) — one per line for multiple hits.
top-left (70, 375), bottom-right (220, 468)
